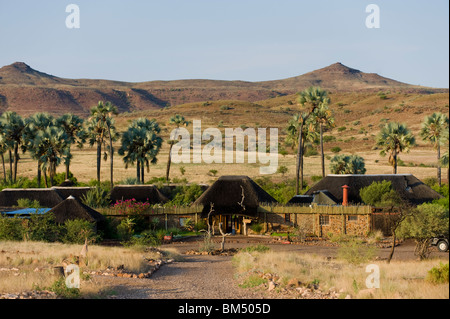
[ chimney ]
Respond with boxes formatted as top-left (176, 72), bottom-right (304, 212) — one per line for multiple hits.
top-left (342, 185), bottom-right (349, 206)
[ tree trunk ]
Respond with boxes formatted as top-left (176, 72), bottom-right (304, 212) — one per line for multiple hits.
top-left (1, 154), bottom-right (6, 183)
top-left (8, 150), bottom-right (12, 183)
top-left (166, 143), bottom-right (173, 183)
top-left (387, 231), bottom-right (396, 264)
top-left (141, 161), bottom-right (145, 184)
top-left (13, 144), bottom-right (19, 183)
top-left (96, 143), bottom-right (101, 183)
top-left (43, 169), bottom-right (48, 188)
top-left (437, 143), bottom-right (441, 187)
top-left (65, 148), bottom-right (71, 180)
top-left (320, 122), bottom-right (325, 177)
top-left (393, 148), bottom-right (397, 174)
top-left (108, 128), bottom-right (114, 190)
top-left (136, 161), bottom-right (141, 183)
top-left (296, 122), bottom-right (304, 195)
top-left (37, 161), bottom-right (41, 188)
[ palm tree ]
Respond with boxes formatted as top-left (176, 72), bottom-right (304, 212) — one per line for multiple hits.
top-left (166, 114), bottom-right (190, 183)
top-left (296, 86), bottom-right (329, 194)
top-left (87, 101), bottom-right (119, 188)
top-left (119, 118), bottom-right (162, 184)
top-left (0, 111), bottom-right (25, 183)
top-left (31, 126), bottom-right (70, 187)
top-left (0, 134), bottom-right (8, 183)
top-left (286, 112), bottom-right (319, 192)
top-left (419, 112), bottom-right (449, 187)
top-left (56, 114), bottom-right (86, 180)
top-left (312, 101), bottom-right (335, 177)
top-left (330, 154), bottom-right (366, 174)
top-left (376, 122), bottom-right (416, 174)
top-left (23, 113), bottom-right (55, 187)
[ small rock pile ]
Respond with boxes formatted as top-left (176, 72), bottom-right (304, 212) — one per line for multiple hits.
top-left (87, 258), bottom-right (174, 279)
top-left (184, 248), bottom-right (240, 256)
top-left (0, 290), bottom-right (58, 299)
top-left (246, 271), bottom-right (350, 299)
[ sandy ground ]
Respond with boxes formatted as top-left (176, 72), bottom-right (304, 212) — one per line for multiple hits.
top-left (91, 236), bottom-right (449, 299)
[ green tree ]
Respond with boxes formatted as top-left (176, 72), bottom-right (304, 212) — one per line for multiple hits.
top-left (329, 154), bottom-right (366, 175)
top-left (31, 126), bottom-right (70, 187)
top-left (312, 100), bottom-right (335, 177)
top-left (166, 114), bottom-right (190, 183)
top-left (56, 114), bottom-right (86, 180)
top-left (23, 113), bottom-right (55, 187)
top-left (87, 101), bottom-right (119, 188)
top-left (420, 112), bottom-right (449, 187)
top-left (359, 180), bottom-right (402, 207)
top-left (118, 118), bottom-right (162, 184)
top-left (397, 203), bottom-right (449, 260)
top-left (0, 111), bottom-right (25, 183)
top-left (286, 112), bottom-right (319, 194)
top-left (297, 87), bottom-right (329, 194)
top-left (375, 122), bottom-right (416, 174)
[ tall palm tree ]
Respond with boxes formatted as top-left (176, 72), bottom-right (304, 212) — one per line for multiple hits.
top-left (23, 113), bottom-right (55, 187)
top-left (312, 101), bottom-right (335, 177)
top-left (0, 134), bottom-right (8, 183)
top-left (0, 111), bottom-right (25, 183)
top-left (286, 112), bottom-right (319, 192)
top-left (419, 112), bottom-right (449, 187)
top-left (166, 114), bottom-right (190, 183)
top-left (31, 126), bottom-right (70, 187)
top-left (296, 86), bottom-right (329, 194)
top-left (87, 101), bottom-right (118, 188)
top-left (56, 113), bottom-right (86, 180)
top-left (376, 122), bottom-right (416, 174)
top-left (119, 118), bottom-right (162, 184)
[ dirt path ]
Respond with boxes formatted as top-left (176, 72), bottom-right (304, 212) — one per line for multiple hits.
top-left (92, 237), bottom-right (448, 299)
top-left (95, 254), bottom-right (267, 299)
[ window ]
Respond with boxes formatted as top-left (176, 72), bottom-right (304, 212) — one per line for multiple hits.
top-left (347, 215), bottom-right (358, 222)
top-left (319, 215), bottom-right (329, 226)
top-left (284, 214), bottom-right (291, 223)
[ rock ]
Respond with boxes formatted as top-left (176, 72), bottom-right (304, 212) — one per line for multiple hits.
top-left (268, 281), bottom-right (276, 292)
top-left (287, 278), bottom-right (301, 287)
top-left (345, 294), bottom-right (352, 299)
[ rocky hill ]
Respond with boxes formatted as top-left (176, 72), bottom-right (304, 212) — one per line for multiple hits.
top-left (0, 61), bottom-right (446, 116)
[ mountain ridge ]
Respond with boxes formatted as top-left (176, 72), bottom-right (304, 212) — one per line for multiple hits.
top-left (0, 61), bottom-right (446, 116)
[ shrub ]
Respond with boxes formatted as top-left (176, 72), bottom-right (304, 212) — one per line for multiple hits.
top-left (426, 263), bottom-right (449, 284)
top-left (16, 198), bottom-right (41, 208)
top-left (337, 238), bottom-right (377, 265)
top-left (27, 213), bottom-right (61, 242)
top-left (250, 223), bottom-right (263, 234)
top-left (331, 146), bottom-right (341, 153)
top-left (0, 216), bottom-right (24, 241)
top-left (169, 183), bottom-right (204, 206)
top-left (241, 244), bottom-right (270, 253)
top-left (360, 180), bottom-right (395, 206)
top-left (81, 186), bottom-right (111, 208)
top-left (62, 219), bottom-right (99, 244)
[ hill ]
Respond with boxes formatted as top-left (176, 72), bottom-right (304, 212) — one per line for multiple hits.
top-left (1, 61), bottom-right (446, 116)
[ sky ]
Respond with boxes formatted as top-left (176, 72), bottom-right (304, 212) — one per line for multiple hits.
top-left (0, 0), bottom-right (448, 88)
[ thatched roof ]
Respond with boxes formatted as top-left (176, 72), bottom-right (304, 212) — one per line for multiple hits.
top-left (288, 190), bottom-right (339, 206)
top-left (0, 187), bottom-right (95, 208)
top-left (0, 188), bottom-right (64, 208)
top-left (193, 176), bottom-right (277, 217)
top-left (47, 195), bottom-right (106, 224)
top-left (110, 185), bottom-right (169, 204)
top-left (304, 174), bottom-right (442, 205)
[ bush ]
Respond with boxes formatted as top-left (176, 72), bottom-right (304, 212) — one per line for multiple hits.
top-left (426, 263), bottom-right (449, 284)
top-left (0, 216), bottom-right (24, 241)
top-left (81, 186), bottom-right (111, 208)
top-left (62, 219), bottom-right (99, 244)
top-left (169, 183), bottom-right (204, 206)
top-left (16, 198), bottom-right (41, 208)
top-left (337, 238), bottom-right (377, 265)
top-left (27, 213), bottom-right (61, 242)
top-left (331, 146), bottom-right (341, 153)
top-left (359, 180), bottom-right (400, 206)
top-left (250, 223), bottom-right (263, 234)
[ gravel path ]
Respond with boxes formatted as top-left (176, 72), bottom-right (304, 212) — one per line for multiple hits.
top-left (95, 254), bottom-right (267, 299)
top-left (91, 237), bottom-right (448, 299)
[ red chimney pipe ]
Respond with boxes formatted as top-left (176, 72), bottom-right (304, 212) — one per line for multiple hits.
top-left (342, 185), bottom-right (349, 206)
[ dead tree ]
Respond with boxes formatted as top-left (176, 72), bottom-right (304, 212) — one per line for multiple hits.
top-left (218, 222), bottom-right (230, 251)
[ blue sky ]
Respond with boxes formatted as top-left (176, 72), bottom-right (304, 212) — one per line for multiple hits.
top-left (0, 0), bottom-right (448, 88)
